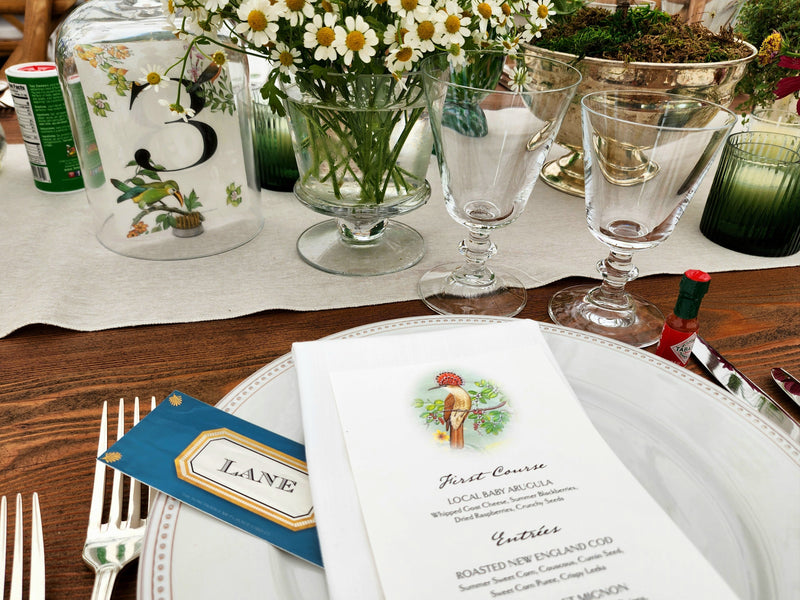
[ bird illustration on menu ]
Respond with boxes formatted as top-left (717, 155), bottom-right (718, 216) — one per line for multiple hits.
top-left (431, 372), bottom-right (472, 449)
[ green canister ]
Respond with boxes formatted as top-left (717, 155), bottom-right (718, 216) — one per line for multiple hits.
top-left (6, 62), bottom-right (84, 193)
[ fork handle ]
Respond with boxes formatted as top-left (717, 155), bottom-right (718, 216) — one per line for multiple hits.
top-left (90, 566), bottom-right (120, 600)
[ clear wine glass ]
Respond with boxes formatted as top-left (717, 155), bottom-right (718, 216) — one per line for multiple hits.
top-left (419, 51), bottom-right (581, 316)
top-left (548, 90), bottom-right (736, 347)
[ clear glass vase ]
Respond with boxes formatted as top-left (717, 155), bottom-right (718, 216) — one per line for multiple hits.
top-left (55, 0), bottom-right (263, 260)
top-left (282, 71), bottom-right (433, 276)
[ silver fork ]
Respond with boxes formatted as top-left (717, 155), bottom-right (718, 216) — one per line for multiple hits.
top-left (83, 397), bottom-right (155, 600)
top-left (1, 493), bottom-right (45, 600)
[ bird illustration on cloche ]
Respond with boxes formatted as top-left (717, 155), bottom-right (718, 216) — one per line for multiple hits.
top-left (112, 178), bottom-right (185, 209)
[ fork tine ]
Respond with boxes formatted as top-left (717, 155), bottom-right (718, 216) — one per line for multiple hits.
top-left (29, 493), bottom-right (45, 600)
top-left (10, 495), bottom-right (22, 600)
top-left (126, 398), bottom-right (142, 527)
top-left (106, 400), bottom-right (125, 529)
top-left (1, 495), bottom-right (6, 600)
top-left (87, 402), bottom-right (108, 532)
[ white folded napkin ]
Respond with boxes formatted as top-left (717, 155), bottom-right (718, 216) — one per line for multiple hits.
top-left (292, 320), bottom-right (739, 600)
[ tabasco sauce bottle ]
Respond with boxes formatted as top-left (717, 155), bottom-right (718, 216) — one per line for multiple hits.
top-left (655, 270), bottom-right (711, 366)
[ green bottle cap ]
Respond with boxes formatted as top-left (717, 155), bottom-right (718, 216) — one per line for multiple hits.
top-left (674, 270), bottom-right (711, 319)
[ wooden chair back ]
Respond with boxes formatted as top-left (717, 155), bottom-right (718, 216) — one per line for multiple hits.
top-left (0, 0), bottom-right (77, 78)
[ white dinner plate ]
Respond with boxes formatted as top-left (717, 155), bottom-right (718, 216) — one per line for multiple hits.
top-left (137, 316), bottom-right (800, 600)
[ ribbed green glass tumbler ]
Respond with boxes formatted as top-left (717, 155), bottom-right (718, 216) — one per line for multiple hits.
top-left (252, 95), bottom-right (299, 192)
top-left (700, 131), bottom-right (800, 257)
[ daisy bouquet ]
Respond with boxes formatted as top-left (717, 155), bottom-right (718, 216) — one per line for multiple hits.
top-left (161, 0), bottom-right (557, 205)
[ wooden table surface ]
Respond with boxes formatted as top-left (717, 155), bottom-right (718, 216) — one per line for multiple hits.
top-left (2, 112), bottom-right (799, 599)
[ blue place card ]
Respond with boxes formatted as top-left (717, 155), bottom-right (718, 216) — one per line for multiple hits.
top-left (100, 391), bottom-right (323, 567)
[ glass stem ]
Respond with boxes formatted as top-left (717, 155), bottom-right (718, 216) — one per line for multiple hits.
top-left (453, 229), bottom-right (497, 287)
top-left (588, 250), bottom-right (639, 311)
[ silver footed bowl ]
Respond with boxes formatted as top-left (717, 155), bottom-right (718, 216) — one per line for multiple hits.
top-left (525, 41), bottom-right (757, 197)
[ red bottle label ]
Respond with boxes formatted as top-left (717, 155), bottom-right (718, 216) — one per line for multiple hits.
top-left (656, 329), bottom-right (697, 365)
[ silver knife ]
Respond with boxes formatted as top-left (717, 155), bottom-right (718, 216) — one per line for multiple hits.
top-left (771, 368), bottom-right (800, 410)
top-left (692, 336), bottom-right (800, 441)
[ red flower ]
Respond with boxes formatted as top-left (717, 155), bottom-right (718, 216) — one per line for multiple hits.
top-left (774, 57), bottom-right (800, 115)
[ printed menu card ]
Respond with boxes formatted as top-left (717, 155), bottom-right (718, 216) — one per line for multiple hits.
top-left (292, 320), bottom-right (739, 600)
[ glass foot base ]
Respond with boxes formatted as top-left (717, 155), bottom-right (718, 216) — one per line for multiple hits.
top-left (548, 284), bottom-right (664, 348)
top-left (297, 219), bottom-right (424, 276)
top-left (540, 152), bottom-right (585, 198)
top-left (419, 263), bottom-right (527, 317)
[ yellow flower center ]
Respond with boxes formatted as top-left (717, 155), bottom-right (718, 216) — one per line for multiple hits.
top-left (317, 26), bottom-right (335, 46)
top-left (211, 51), bottom-right (226, 65)
top-left (279, 50), bottom-right (295, 67)
top-left (247, 9), bottom-right (268, 32)
top-left (417, 20), bottom-right (435, 40)
top-left (396, 47), bottom-right (413, 62)
top-left (286, 0), bottom-right (304, 11)
top-left (477, 2), bottom-right (493, 20)
top-left (321, 0), bottom-right (333, 10)
top-left (445, 14), bottom-right (462, 33)
top-left (401, 0), bottom-right (418, 11)
top-left (537, 3), bottom-right (549, 18)
top-left (346, 30), bottom-right (366, 52)
top-left (146, 72), bottom-right (161, 85)
top-left (501, 2), bottom-right (510, 16)
top-left (396, 26), bottom-right (408, 43)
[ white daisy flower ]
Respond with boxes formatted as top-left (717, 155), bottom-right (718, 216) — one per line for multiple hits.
top-left (366, 0), bottom-right (389, 9)
top-left (383, 22), bottom-right (409, 48)
top-left (471, 0), bottom-right (500, 33)
top-left (162, 0), bottom-right (177, 25)
top-left (204, 0), bottom-right (227, 11)
top-left (158, 99), bottom-right (196, 122)
top-left (521, 21), bottom-right (543, 40)
top-left (318, 0), bottom-right (338, 13)
top-left (182, 8), bottom-right (224, 35)
top-left (446, 43), bottom-right (468, 69)
top-left (433, 1), bottom-right (470, 47)
top-left (332, 15), bottom-right (379, 66)
top-left (234, 0), bottom-right (280, 47)
top-left (508, 65), bottom-right (529, 92)
top-left (495, 1), bottom-right (513, 30)
top-left (404, 9), bottom-right (437, 52)
top-left (385, 45), bottom-right (422, 73)
top-left (388, 0), bottom-right (432, 22)
top-left (531, 0), bottom-right (554, 26)
top-left (270, 42), bottom-right (302, 74)
top-left (138, 65), bottom-right (171, 93)
top-left (281, 0), bottom-right (315, 26)
top-left (499, 33), bottom-right (522, 52)
top-left (304, 12), bottom-right (339, 62)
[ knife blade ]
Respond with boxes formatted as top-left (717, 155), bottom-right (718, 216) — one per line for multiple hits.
top-left (691, 336), bottom-right (800, 441)
top-left (771, 368), bottom-right (800, 410)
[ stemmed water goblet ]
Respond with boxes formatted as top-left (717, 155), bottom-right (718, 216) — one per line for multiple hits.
top-left (548, 90), bottom-right (736, 347)
top-left (419, 51), bottom-right (582, 316)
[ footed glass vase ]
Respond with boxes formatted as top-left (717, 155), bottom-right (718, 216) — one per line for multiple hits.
top-left (283, 71), bottom-right (433, 276)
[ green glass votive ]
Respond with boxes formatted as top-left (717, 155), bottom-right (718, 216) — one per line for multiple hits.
top-left (700, 131), bottom-right (800, 257)
top-left (251, 93), bottom-right (299, 192)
